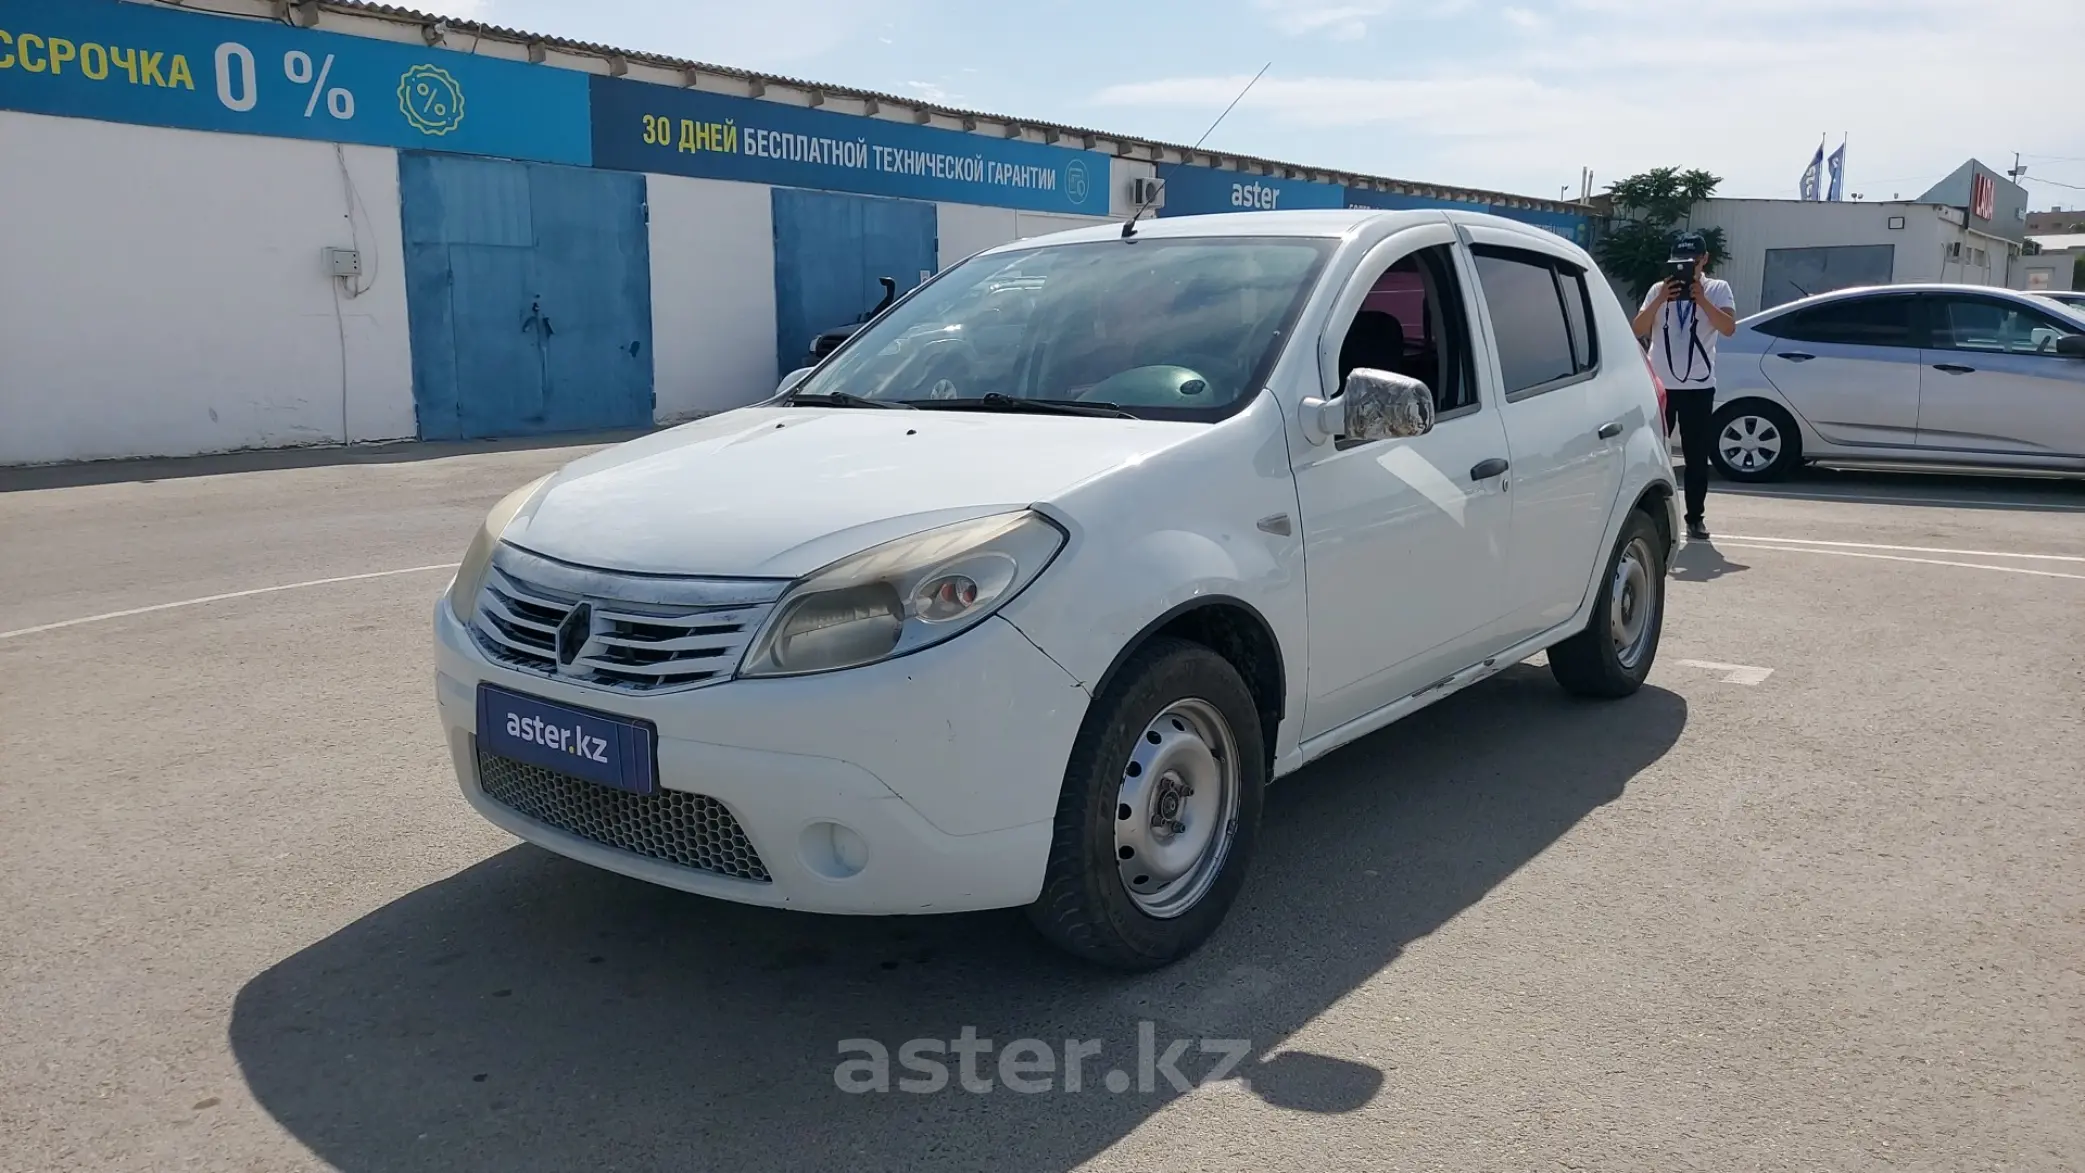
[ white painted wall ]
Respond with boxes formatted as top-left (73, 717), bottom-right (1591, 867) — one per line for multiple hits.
top-left (645, 174), bottom-right (781, 419)
top-left (0, 112), bottom-right (413, 465)
top-left (935, 204), bottom-right (1115, 270)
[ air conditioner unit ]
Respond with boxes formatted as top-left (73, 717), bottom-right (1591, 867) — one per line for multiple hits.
top-left (1132, 177), bottom-right (1166, 209)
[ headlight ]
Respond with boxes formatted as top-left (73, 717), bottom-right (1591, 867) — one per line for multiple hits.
top-left (447, 474), bottom-right (553, 625)
top-left (739, 510), bottom-right (1067, 678)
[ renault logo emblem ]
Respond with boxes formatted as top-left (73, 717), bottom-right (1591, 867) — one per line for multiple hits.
top-left (555, 602), bottom-right (593, 668)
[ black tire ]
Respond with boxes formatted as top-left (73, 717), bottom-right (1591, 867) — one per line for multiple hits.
top-left (1710, 399), bottom-right (1802, 482)
top-left (1027, 637), bottom-right (1266, 970)
top-left (1549, 509), bottom-right (1667, 699)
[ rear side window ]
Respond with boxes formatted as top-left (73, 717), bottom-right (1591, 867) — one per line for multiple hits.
top-left (1764, 296), bottom-right (1917, 347)
top-left (1471, 246), bottom-right (1597, 398)
top-left (1925, 296), bottom-right (2083, 355)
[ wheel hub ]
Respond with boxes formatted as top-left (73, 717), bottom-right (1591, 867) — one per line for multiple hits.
top-left (1608, 536), bottom-right (1657, 670)
top-left (1719, 414), bottom-right (1782, 471)
top-left (1114, 699), bottom-right (1241, 919)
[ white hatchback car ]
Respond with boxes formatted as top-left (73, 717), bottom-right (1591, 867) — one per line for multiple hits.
top-left (433, 209), bottom-right (1681, 969)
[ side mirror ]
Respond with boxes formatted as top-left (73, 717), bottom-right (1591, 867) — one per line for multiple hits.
top-left (1301, 368), bottom-right (1435, 445)
top-left (2057, 334), bottom-right (2085, 359)
top-left (777, 366), bottom-right (813, 395)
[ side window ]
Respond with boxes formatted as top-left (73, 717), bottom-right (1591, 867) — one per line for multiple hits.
top-left (1928, 297), bottom-right (2082, 355)
top-left (1470, 246), bottom-right (1590, 398)
top-left (1765, 297), bottom-right (1917, 347)
top-left (1335, 244), bottom-right (1477, 416)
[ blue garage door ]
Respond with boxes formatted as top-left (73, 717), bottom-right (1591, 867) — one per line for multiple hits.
top-left (772, 188), bottom-right (938, 378)
top-left (401, 153), bottom-right (654, 441)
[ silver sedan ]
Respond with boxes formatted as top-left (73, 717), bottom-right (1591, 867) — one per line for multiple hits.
top-left (1708, 284), bottom-right (2085, 480)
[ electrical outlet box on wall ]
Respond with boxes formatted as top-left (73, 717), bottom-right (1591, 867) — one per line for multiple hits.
top-left (323, 247), bottom-right (363, 278)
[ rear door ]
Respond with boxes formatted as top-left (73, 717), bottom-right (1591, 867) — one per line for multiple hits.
top-left (1461, 232), bottom-right (1626, 644)
top-left (1755, 294), bottom-right (1922, 449)
top-left (1915, 294), bottom-right (2085, 459)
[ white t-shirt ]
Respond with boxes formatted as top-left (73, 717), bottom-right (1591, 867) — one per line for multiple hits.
top-left (1641, 277), bottom-right (1735, 390)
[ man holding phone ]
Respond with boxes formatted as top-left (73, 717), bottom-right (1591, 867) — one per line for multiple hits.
top-left (1631, 232), bottom-right (1736, 541)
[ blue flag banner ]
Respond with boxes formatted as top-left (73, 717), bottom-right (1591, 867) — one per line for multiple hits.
top-left (589, 76), bottom-right (1111, 215)
top-left (1825, 141), bottom-right (1846, 202)
top-left (1800, 140), bottom-right (1825, 201)
top-left (0, 0), bottom-right (592, 163)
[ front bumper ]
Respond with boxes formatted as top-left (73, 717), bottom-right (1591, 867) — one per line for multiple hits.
top-left (434, 598), bottom-right (1090, 914)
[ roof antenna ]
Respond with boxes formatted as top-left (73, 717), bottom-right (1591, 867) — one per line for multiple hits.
top-left (1123, 61), bottom-right (1272, 239)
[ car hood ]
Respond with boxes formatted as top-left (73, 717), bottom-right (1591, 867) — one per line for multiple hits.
top-left (502, 407), bottom-right (1202, 578)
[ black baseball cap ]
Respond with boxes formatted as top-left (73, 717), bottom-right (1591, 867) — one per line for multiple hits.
top-left (1668, 233), bottom-right (1707, 261)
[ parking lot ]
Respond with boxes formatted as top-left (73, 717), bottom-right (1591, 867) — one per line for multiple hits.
top-left (2, 443), bottom-right (2081, 1173)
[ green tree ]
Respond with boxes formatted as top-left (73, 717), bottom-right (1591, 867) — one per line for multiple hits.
top-left (1596, 167), bottom-right (1727, 300)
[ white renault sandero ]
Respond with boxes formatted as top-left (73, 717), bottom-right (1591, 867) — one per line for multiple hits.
top-left (433, 208), bottom-right (1681, 970)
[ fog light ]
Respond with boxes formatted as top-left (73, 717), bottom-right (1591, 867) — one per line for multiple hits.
top-left (800, 821), bottom-right (870, 880)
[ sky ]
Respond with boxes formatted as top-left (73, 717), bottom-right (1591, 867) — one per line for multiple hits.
top-left (419, 0), bottom-right (2084, 210)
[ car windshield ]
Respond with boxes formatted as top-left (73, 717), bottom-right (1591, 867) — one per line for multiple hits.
top-left (792, 236), bottom-right (1336, 419)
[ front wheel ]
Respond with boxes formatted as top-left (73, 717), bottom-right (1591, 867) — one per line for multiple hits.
top-left (1711, 400), bottom-right (1801, 482)
top-left (1027, 637), bottom-right (1266, 970)
top-left (1549, 509), bottom-right (1667, 699)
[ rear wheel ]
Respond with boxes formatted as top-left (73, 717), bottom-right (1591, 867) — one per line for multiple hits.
top-left (1027, 637), bottom-right (1265, 970)
top-left (1549, 509), bottom-right (1666, 699)
top-left (1711, 400), bottom-right (1801, 482)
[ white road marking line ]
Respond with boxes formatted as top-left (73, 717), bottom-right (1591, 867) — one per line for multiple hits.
top-left (1676, 659), bottom-right (1775, 685)
top-left (1717, 488), bottom-right (2085, 513)
top-left (1715, 541), bottom-right (2085, 581)
top-left (0, 564), bottom-right (459, 642)
top-left (1717, 535), bottom-right (2085, 563)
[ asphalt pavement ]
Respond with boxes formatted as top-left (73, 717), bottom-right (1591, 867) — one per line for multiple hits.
top-left (2, 445), bottom-right (2080, 1172)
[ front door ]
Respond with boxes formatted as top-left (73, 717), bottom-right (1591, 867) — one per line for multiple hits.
top-left (1755, 293), bottom-right (1923, 449)
top-left (1915, 293), bottom-right (2085, 459)
top-left (1291, 225), bottom-right (1513, 740)
top-left (400, 154), bottom-right (654, 441)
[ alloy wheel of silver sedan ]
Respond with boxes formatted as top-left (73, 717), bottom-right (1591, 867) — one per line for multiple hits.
top-left (1718, 413), bottom-right (1784, 475)
top-left (1114, 698), bottom-right (1241, 919)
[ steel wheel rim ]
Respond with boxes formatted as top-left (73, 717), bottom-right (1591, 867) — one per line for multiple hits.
top-left (1609, 536), bottom-right (1657, 670)
top-left (1114, 698), bottom-right (1241, 919)
top-left (1718, 414), bottom-right (1782, 472)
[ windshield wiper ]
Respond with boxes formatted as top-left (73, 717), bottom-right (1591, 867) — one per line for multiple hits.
top-left (785, 391), bottom-right (912, 410)
top-left (905, 393), bottom-right (1136, 419)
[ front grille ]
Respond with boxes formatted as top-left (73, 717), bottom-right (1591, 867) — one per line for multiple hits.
top-left (468, 546), bottom-right (782, 694)
top-left (477, 750), bottom-right (772, 883)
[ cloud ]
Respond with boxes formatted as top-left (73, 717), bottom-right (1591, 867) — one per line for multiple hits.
top-left (1094, 0), bottom-right (2079, 200)
top-left (1502, 6), bottom-right (1546, 31)
top-left (1249, 0), bottom-right (1465, 39)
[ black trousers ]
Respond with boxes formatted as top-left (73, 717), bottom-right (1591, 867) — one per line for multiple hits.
top-left (1664, 386), bottom-right (1716, 523)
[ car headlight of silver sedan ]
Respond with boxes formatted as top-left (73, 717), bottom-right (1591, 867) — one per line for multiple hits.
top-left (738, 510), bottom-right (1067, 678)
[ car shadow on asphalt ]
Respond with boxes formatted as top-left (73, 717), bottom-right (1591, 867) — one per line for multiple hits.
top-left (229, 664), bottom-right (1686, 1173)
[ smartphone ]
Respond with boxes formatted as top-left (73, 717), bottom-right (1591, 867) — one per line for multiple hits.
top-left (1665, 261), bottom-right (1695, 302)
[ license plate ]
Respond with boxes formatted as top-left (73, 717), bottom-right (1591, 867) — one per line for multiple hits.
top-left (476, 684), bottom-right (657, 796)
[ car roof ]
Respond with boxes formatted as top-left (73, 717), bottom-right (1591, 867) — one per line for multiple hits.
top-left (1746, 282), bottom-right (2066, 320)
top-left (977, 207), bottom-right (1577, 251)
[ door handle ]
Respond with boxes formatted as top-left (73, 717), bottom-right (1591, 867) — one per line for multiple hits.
top-left (1469, 457), bottom-right (1509, 481)
top-left (1931, 363), bottom-right (1975, 375)
top-left (1597, 420), bottom-right (1623, 439)
top-left (1775, 351), bottom-right (1816, 362)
